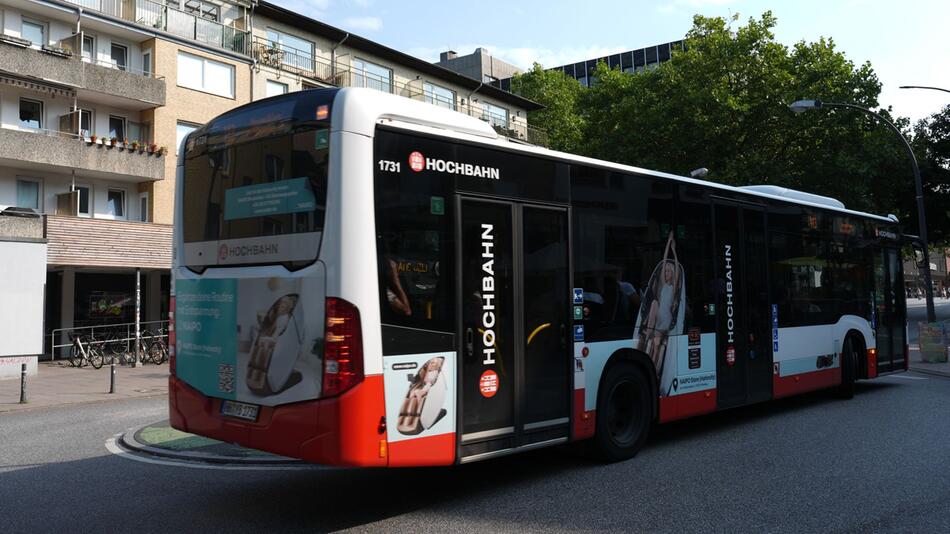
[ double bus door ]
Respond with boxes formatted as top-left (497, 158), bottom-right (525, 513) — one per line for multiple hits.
top-left (457, 196), bottom-right (572, 460)
top-left (874, 247), bottom-right (907, 373)
top-left (714, 201), bottom-right (773, 408)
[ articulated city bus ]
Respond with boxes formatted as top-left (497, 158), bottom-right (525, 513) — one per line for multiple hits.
top-left (169, 88), bottom-right (907, 466)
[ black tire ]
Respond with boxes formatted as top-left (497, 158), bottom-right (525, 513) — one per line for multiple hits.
top-left (68, 343), bottom-right (83, 367)
top-left (592, 362), bottom-right (653, 462)
top-left (837, 336), bottom-right (858, 399)
top-left (89, 347), bottom-right (104, 370)
top-left (148, 341), bottom-right (167, 365)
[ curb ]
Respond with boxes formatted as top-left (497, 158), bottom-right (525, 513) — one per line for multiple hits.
top-left (118, 422), bottom-right (303, 465)
top-left (909, 366), bottom-right (950, 379)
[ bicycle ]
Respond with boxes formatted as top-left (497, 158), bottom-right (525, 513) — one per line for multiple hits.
top-left (68, 333), bottom-right (104, 369)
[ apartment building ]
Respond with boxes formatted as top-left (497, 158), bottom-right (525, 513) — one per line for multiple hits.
top-left (435, 47), bottom-right (522, 85)
top-left (251, 2), bottom-right (543, 145)
top-left (0, 0), bottom-right (543, 359)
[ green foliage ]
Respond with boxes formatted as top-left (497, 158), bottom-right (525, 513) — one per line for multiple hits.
top-left (912, 105), bottom-right (950, 243)
top-left (518, 11), bottom-right (950, 243)
top-left (511, 64), bottom-right (585, 153)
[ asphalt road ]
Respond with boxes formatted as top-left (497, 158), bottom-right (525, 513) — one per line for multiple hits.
top-left (3, 372), bottom-right (950, 534)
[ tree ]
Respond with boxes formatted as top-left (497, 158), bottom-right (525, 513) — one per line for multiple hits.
top-left (519, 12), bottom-right (950, 240)
top-left (911, 105), bottom-right (950, 244)
top-left (511, 64), bottom-right (585, 153)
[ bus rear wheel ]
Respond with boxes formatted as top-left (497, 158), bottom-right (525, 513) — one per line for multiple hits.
top-left (592, 363), bottom-right (652, 462)
top-left (837, 336), bottom-right (860, 399)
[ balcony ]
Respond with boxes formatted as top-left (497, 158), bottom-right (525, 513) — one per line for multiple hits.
top-left (44, 214), bottom-right (172, 269)
top-left (251, 36), bottom-right (550, 146)
top-left (0, 127), bottom-right (165, 183)
top-left (64, 0), bottom-right (250, 55)
top-left (0, 34), bottom-right (165, 107)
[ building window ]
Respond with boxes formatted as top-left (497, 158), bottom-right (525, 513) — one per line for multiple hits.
top-left (139, 192), bottom-right (150, 222)
top-left (75, 186), bottom-right (91, 217)
top-left (182, 0), bottom-right (219, 21)
top-left (79, 109), bottom-right (93, 137)
top-left (265, 28), bottom-right (315, 72)
top-left (106, 189), bottom-right (126, 219)
top-left (483, 74), bottom-right (499, 84)
top-left (22, 19), bottom-right (44, 47)
top-left (177, 51), bottom-right (235, 98)
top-left (109, 116), bottom-right (126, 141)
top-left (142, 50), bottom-right (152, 77)
top-left (176, 121), bottom-right (200, 154)
top-left (82, 35), bottom-right (95, 62)
top-left (482, 102), bottom-right (508, 129)
top-left (16, 179), bottom-right (41, 211)
top-left (266, 80), bottom-right (288, 97)
top-left (352, 58), bottom-right (392, 93)
top-left (19, 98), bottom-right (43, 129)
top-left (111, 43), bottom-right (128, 71)
top-left (423, 82), bottom-right (456, 110)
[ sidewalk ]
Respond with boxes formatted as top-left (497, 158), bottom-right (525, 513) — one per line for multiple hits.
top-left (0, 360), bottom-right (168, 413)
top-left (910, 349), bottom-right (950, 378)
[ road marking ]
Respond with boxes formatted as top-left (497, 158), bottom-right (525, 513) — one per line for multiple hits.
top-left (890, 375), bottom-right (928, 380)
top-left (104, 436), bottom-right (323, 471)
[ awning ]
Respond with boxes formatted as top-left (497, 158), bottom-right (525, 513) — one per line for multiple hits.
top-left (0, 73), bottom-right (76, 98)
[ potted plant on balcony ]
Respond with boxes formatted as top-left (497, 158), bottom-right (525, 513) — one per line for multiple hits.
top-left (109, 137), bottom-right (117, 148)
top-left (87, 134), bottom-right (96, 146)
top-left (131, 140), bottom-right (140, 152)
top-left (147, 143), bottom-right (157, 155)
top-left (158, 146), bottom-right (168, 157)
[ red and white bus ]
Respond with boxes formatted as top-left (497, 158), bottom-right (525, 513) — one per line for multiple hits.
top-left (169, 88), bottom-right (907, 466)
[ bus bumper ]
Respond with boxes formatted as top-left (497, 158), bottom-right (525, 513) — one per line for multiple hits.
top-left (168, 375), bottom-right (387, 467)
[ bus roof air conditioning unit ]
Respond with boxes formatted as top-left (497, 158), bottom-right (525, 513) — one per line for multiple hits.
top-left (739, 185), bottom-right (845, 210)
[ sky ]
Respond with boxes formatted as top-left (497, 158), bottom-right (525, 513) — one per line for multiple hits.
top-left (273, 0), bottom-right (950, 124)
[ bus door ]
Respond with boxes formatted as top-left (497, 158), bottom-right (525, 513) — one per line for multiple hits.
top-left (457, 196), bottom-right (572, 460)
top-left (713, 201), bottom-right (773, 408)
top-left (874, 247), bottom-right (907, 372)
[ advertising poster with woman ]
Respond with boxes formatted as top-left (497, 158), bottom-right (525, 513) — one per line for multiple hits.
top-left (633, 232), bottom-right (686, 396)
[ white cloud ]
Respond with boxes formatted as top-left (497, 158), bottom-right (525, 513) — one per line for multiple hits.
top-left (412, 44), bottom-right (631, 71)
top-left (341, 16), bottom-right (383, 31)
top-left (350, 0), bottom-right (372, 6)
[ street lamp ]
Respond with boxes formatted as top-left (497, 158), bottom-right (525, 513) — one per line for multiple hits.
top-left (899, 85), bottom-right (950, 94)
top-left (789, 99), bottom-right (937, 322)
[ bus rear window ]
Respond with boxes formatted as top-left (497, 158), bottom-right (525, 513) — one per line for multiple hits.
top-left (181, 129), bottom-right (328, 267)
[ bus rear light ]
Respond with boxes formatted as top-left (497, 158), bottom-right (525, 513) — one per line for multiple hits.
top-left (867, 347), bottom-right (877, 378)
top-left (168, 296), bottom-right (176, 375)
top-left (322, 297), bottom-right (364, 397)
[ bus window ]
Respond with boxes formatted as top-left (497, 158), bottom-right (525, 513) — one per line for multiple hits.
top-left (181, 128), bottom-right (328, 268)
top-left (572, 168), bottom-right (673, 341)
top-left (677, 187), bottom-right (716, 333)
top-left (769, 232), bottom-right (836, 326)
top-left (374, 168), bottom-right (454, 343)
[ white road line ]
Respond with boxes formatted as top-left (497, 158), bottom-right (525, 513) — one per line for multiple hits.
top-left (104, 436), bottom-right (321, 471)
top-left (890, 375), bottom-right (928, 380)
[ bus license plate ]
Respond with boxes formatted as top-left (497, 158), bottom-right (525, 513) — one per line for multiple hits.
top-left (220, 400), bottom-right (259, 421)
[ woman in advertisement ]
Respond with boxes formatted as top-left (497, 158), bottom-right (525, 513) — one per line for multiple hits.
top-left (634, 232), bottom-right (686, 386)
top-left (246, 292), bottom-right (305, 396)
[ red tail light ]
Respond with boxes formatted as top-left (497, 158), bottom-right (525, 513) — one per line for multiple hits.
top-left (866, 348), bottom-right (877, 379)
top-left (168, 296), bottom-right (176, 375)
top-left (322, 297), bottom-right (363, 397)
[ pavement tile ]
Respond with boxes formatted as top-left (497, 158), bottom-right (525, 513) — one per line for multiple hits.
top-left (0, 361), bottom-right (168, 413)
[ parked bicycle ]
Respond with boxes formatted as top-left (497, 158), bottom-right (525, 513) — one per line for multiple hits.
top-left (68, 333), bottom-right (104, 369)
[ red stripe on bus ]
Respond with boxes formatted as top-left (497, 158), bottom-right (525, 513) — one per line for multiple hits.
top-left (169, 374), bottom-right (387, 467)
top-left (773, 367), bottom-right (839, 399)
top-left (658, 389), bottom-right (717, 423)
top-left (388, 433), bottom-right (456, 467)
top-left (572, 388), bottom-right (596, 440)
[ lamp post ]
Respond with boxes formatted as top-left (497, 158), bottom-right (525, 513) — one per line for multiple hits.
top-left (899, 85), bottom-right (950, 94)
top-left (789, 99), bottom-right (937, 322)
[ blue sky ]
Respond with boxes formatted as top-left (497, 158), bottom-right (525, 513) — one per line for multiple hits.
top-left (275, 0), bottom-right (950, 124)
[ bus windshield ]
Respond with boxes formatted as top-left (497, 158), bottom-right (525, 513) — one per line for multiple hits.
top-left (181, 127), bottom-right (329, 268)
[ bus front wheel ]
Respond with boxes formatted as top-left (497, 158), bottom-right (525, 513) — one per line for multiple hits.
top-left (592, 363), bottom-right (652, 462)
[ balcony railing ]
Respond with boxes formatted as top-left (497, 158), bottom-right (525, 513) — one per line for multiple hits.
top-left (64, 0), bottom-right (250, 54)
top-left (250, 36), bottom-right (550, 146)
